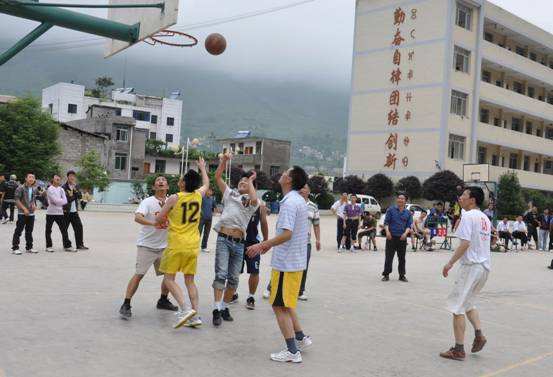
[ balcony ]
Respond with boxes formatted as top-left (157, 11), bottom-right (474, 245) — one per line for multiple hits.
top-left (489, 165), bottom-right (553, 191)
top-left (482, 41), bottom-right (553, 87)
top-left (478, 122), bottom-right (553, 158)
top-left (480, 82), bottom-right (553, 123)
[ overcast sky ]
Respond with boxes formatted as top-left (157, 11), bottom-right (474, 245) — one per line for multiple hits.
top-left (1, 0), bottom-right (552, 87)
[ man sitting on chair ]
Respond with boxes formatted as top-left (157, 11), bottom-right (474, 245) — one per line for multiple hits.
top-left (496, 218), bottom-right (511, 251)
top-left (413, 211), bottom-right (432, 251)
top-left (512, 215), bottom-right (528, 250)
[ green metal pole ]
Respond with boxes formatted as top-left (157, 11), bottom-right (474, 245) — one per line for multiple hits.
top-left (14, 2), bottom-right (165, 10)
top-left (0, 22), bottom-right (52, 66)
top-left (0, 3), bottom-right (139, 43)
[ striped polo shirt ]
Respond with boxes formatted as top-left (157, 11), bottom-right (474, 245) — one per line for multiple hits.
top-left (271, 190), bottom-right (309, 272)
top-left (306, 200), bottom-right (320, 242)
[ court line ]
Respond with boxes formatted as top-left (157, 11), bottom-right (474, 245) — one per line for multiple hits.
top-left (479, 351), bottom-right (553, 377)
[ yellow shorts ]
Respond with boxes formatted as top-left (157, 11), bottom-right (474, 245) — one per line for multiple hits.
top-left (159, 248), bottom-right (198, 275)
top-left (270, 269), bottom-right (303, 309)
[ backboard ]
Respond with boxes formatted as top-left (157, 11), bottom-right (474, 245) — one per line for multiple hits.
top-left (463, 163), bottom-right (490, 182)
top-left (105, 0), bottom-right (179, 57)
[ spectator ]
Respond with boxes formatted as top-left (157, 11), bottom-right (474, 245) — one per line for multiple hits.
top-left (331, 193), bottom-right (349, 252)
top-left (523, 207), bottom-right (539, 249)
top-left (344, 194), bottom-right (362, 252)
top-left (382, 193), bottom-right (412, 282)
top-left (199, 187), bottom-right (216, 253)
top-left (357, 213), bottom-right (377, 251)
top-left (496, 217), bottom-right (511, 251)
top-left (11, 173), bottom-right (38, 254)
top-left (483, 203), bottom-right (495, 222)
top-left (537, 209), bottom-right (550, 251)
top-left (80, 190), bottom-right (93, 210)
top-left (45, 174), bottom-right (71, 252)
top-left (2, 174), bottom-right (19, 223)
top-left (0, 173), bottom-right (6, 222)
top-left (63, 171), bottom-right (89, 251)
top-left (413, 211), bottom-right (432, 251)
top-left (512, 215), bottom-right (528, 250)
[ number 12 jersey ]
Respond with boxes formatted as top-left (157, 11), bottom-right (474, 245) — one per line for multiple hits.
top-left (167, 191), bottom-right (203, 253)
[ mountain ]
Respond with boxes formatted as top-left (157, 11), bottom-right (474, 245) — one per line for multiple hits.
top-left (0, 42), bottom-right (349, 173)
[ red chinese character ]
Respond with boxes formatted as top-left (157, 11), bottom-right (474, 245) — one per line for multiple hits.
top-left (408, 50), bottom-right (415, 61)
top-left (394, 7), bottom-right (406, 26)
top-left (410, 29), bottom-right (416, 39)
top-left (385, 133), bottom-right (398, 151)
top-left (392, 29), bottom-right (405, 46)
top-left (406, 92), bottom-right (413, 102)
top-left (411, 9), bottom-right (417, 20)
top-left (390, 68), bottom-right (402, 85)
top-left (389, 90), bottom-right (400, 106)
top-left (393, 49), bottom-right (401, 66)
top-left (403, 136), bottom-right (410, 146)
top-left (405, 110), bottom-right (412, 121)
top-left (407, 69), bottom-right (414, 80)
top-left (402, 156), bottom-right (409, 167)
top-left (385, 153), bottom-right (397, 170)
top-left (388, 109), bottom-right (399, 126)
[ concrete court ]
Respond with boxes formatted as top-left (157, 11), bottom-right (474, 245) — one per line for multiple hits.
top-left (0, 210), bottom-right (552, 377)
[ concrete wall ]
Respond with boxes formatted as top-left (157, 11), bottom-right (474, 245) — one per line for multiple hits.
top-left (56, 125), bottom-right (107, 174)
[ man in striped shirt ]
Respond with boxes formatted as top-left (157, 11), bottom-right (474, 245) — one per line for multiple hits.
top-left (298, 184), bottom-right (321, 301)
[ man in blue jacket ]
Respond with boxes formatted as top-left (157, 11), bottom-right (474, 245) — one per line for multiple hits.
top-left (382, 193), bottom-right (413, 282)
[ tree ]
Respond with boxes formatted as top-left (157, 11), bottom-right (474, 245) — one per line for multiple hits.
top-left (395, 176), bottom-right (422, 200)
top-left (521, 188), bottom-right (546, 210)
top-left (0, 97), bottom-right (60, 179)
top-left (254, 170), bottom-right (271, 190)
top-left (422, 170), bottom-right (464, 203)
top-left (366, 173), bottom-right (394, 200)
top-left (76, 151), bottom-right (110, 191)
top-left (497, 172), bottom-right (525, 216)
top-left (93, 76), bottom-right (114, 98)
top-left (334, 175), bottom-right (366, 195)
top-left (307, 175), bottom-right (328, 195)
top-left (271, 173), bottom-right (283, 194)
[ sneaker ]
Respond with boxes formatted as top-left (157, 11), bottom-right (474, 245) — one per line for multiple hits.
top-left (548, 266), bottom-right (553, 270)
top-left (298, 293), bottom-right (308, 301)
top-left (201, 248), bottom-right (210, 253)
top-left (439, 347), bottom-right (465, 361)
top-left (12, 248), bottom-right (22, 255)
top-left (262, 289), bottom-right (271, 299)
top-left (1, 219), bottom-right (8, 224)
top-left (77, 245), bottom-right (89, 250)
top-left (350, 247), bottom-right (356, 253)
top-left (230, 293), bottom-right (238, 304)
top-left (119, 304), bottom-right (132, 320)
top-left (381, 275), bottom-right (389, 281)
top-left (212, 309), bottom-right (222, 327)
top-left (174, 309), bottom-right (196, 329)
top-left (64, 247), bottom-right (77, 252)
top-left (246, 296), bottom-right (255, 310)
top-left (184, 316), bottom-right (202, 328)
top-left (221, 308), bottom-right (234, 322)
top-left (297, 335), bottom-right (313, 351)
top-left (45, 247), bottom-right (54, 253)
top-left (471, 335), bottom-right (487, 353)
top-left (26, 249), bottom-right (38, 254)
top-left (157, 297), bottom-right (178, 311)
top-left (399, 276), bottom-right (409, 282)
top-left (270, 349), bottom-right (302, 363)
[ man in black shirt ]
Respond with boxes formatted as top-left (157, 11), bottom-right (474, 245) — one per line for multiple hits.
top-left (62, 171), bottom-right (89, 250)
top-left (2, 174), bottom-right (19, 223)
top-left (0, 173), bottom-right (7, 222)
top-left (523, 206), bottom-right (539, 249)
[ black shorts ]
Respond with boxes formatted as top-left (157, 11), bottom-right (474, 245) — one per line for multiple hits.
top-left (242, 241), bottom-right (260, 274)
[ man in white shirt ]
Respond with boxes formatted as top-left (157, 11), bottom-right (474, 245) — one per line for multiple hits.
top-left (496, 217), bottom-right (511, 251)
top-left (512, 215), bottom-right (528, 249)
top-left (119, 176), bottom-right (178, 319)
top-left (331, 193), bottom-right (348, 251)
top-left (440, 187), bottom-right (491, 361)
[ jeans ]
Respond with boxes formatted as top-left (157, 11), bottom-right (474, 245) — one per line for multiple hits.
top-left (198, 218), bottom-right (212, 249)
top-left (212, 236), bottom-right (244, 290)
top-left (12, 214), bottom-right (35, 250)
top-left (383, 236), bottom-right (407, 277)
top-left (345, 219), bottom-right (359, 249)
top-left (299, 243), bottom-right (312, 296)
top-left (538, 229), bottom-right (549, 250)
top-left (64, 212), bottom-right (84, 248)
top-left (45, 214), bottom-right (71, 248)
top-left (3, 201), bottom-right (15, 222)
top-left (336, 218), bottom-right (345, 248)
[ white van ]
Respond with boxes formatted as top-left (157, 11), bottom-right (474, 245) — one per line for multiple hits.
top-left (356, 194), bottom-right (381, 217)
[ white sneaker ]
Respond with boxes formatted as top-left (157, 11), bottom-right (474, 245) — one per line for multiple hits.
top-left (174, 309), bottom-right (196, 329)
top-left (184, 316), bottom-right (202, 328)
top-left (64, 247), bottom-right (77, 252)
top-left (270, 349), bottom-right (302, 363)
top-left (298, 293), bottom-right (308, 301)
top-left (27, 249), bottom-right (38, 254)
top-left (1, 219), bottom-right (7, 224)
top-left (12, 249), bottom-right (22, 255)
top-left (262, 290), bottom-right (270, 299)
top-left (201, 248), bottom-right (210, 253)
top-left (297, 336), bottom-right (313, 351)
top-left (45, 247), bottom-right (54, 253)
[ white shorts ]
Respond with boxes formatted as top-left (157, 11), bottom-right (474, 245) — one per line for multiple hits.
top-left (136, 246), bottom-right (163, 276)
top-left (446, 263), bottom-right (489, 315)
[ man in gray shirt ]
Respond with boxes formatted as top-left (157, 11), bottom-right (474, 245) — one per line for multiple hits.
top-left (11, 173), bottom-right (38, 255)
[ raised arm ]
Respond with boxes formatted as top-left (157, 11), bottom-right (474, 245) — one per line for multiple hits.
top-left (215, 152), bottom-right (230, 195)
top-left (246, 170), bottom-right (258, 207)
top-left (196, 157), bottom-right (210, 196)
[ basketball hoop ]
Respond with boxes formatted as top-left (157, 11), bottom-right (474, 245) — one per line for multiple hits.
top-left (143, 29), bottom-right (198, 47)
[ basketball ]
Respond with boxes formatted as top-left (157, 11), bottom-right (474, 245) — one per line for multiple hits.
top-left (205, 33), bottom-right (226, 55)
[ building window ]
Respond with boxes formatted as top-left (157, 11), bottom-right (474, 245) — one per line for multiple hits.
top-left (454, 46), bottom-right (470, 73)
top-left (526, 122), bottom-right (533, 135)
top-left (537, 128), bottom-right (543, 137)
top-left (155, 160), bottom-right (166, 173)
top-left (450, 90), bottom-right (468, 117)
top-left (166, 117), bottom-right (174, 126)
top-left (115, 126), bottom-right (129, 142)
top-left (67, 103), bottom-right (77, 114)
top-left (482, 70), bottom-right (491, 83)
top-left (244, 146), bottom-right (254, 155)
top-left (529, 52), bottom-right (537, 61)
top-left (544, 161), bottom-right (553, 175)
top-left (513, 81), bottom-right (524, 94)
top-left (480, 109), bottom-right (490, 124)
top-left (535, 162), bottom-right (540, 173)
top-left (230, 143), bottom-right (236, 152)
top-left (149, 132), bottom-right (157, 140)
top-left (493, 118), bottom-right (501, 127)
top-left (255, 141), bottom-right (262, 154)
top-left (448, 134), bottom-right (465, 160)
top-left (270, 165), bottom-right (281, 176)
top-left (523, 156), bottom-right (530, 171)
top-left (546, 128), bottom-right (553, 140)
top-left (238, 143), bottom-right (244, 153)
top-left (478, 147), bottom-right (487, 164)
top-left (151, 115), bottom-right (158, 124)
top-left (455, 3), bottom-right (472, 30)
top-left (511, 118), bottom-right (522, 132)
top-left (491, 155), bottom-right (499, 166)
top-left (515, 46), bottom-right (526, 57)
top-left (509, 153), bottom-right (519, 169)
top-left (484, 32), bottom-right (493, 43)
top-left (114, 153), bottom-right (127, 171)
top-left (132, 110), bottom-right (150, 122)
top-left (527, 87), bottom-right (535, 98)
top-left (495, 80), bottom-right (503, 87)
top-left (48, 103), bottom-right (53, 114)
top-left (254, 164), bottom-right (261, 170)
top-left (115, 108), bottom-right (122, 116)
top-left (165, 134), bottom-right (173, 143)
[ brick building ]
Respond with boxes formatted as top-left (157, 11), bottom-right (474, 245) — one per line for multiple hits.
top-left (56, 123), bottom-right (108, 174)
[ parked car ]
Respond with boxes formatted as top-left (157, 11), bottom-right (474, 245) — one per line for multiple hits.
top-left (356, 194), bottom-right (381, 217)
top-left (377, 203), bottom-right (429, 231)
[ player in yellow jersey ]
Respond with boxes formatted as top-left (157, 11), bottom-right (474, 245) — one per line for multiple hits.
top-left (156, 157), bottom-right (209, 329)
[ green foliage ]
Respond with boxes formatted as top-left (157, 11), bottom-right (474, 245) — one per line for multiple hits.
top-left (145, 174), bottom-right (180, 196)
top-left (254, 170), bottom-right (271, 190)
top-left (0, 97), bottom-right (60, 179)
top-left (366, 173), bottom-right (394, 200)
top-left (95, 76), bottom-right (114, 98)
top-left (131, 181), bottom-right (146, 200)
top-left (313, 191), bottom-right (335, 210)
top-left (307, 175), bottom-right (328, 195)
top-left (521, 189), bottom-right (548, 211)
top-left (422, 170), bottom-right (464, 203)
top-left (76, 151), bottom-right (109, 191)
top-left (395, 176), bottom-right (422, 200)
top-left (497, 172), bottom-right (525, 216)
top-left (145, 139), bottom-right (175, 158)
top-left (335, 175), bottom-right (367, 195)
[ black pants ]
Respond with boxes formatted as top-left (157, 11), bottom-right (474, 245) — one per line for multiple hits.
top-left (80, 201), bottom-right (87, 211)
top-left (345, 219), bottom-right (360, 249)
top-left (527, 225), bottom-right (538, 245)
top-left (383, 236), bottom-right (407, 277)
top-left (336, 218), bottom-right (345, 248)
top-left (3, 201), bottom-right (15, 221)
top-left (512, 231), bottom-right (527, 247)
top-left (12, 215), bottom-right (35, 250)
top-left (299, 243), bottom-right (312, 296)
top-left (64, 212), bottom-right (84, 248)
top-left (199, 218), bottom-right (212, 249)
top-left (45, 214), bottom-right (71, 248)
top-left (499, 231), bottom-right (512, 249)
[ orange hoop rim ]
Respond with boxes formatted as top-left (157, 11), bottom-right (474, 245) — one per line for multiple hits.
top-left (143, 30), bottom-right (198, 47)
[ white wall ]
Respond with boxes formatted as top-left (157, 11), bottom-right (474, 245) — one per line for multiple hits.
top-left (42, 83), bottom-right (86, 122)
